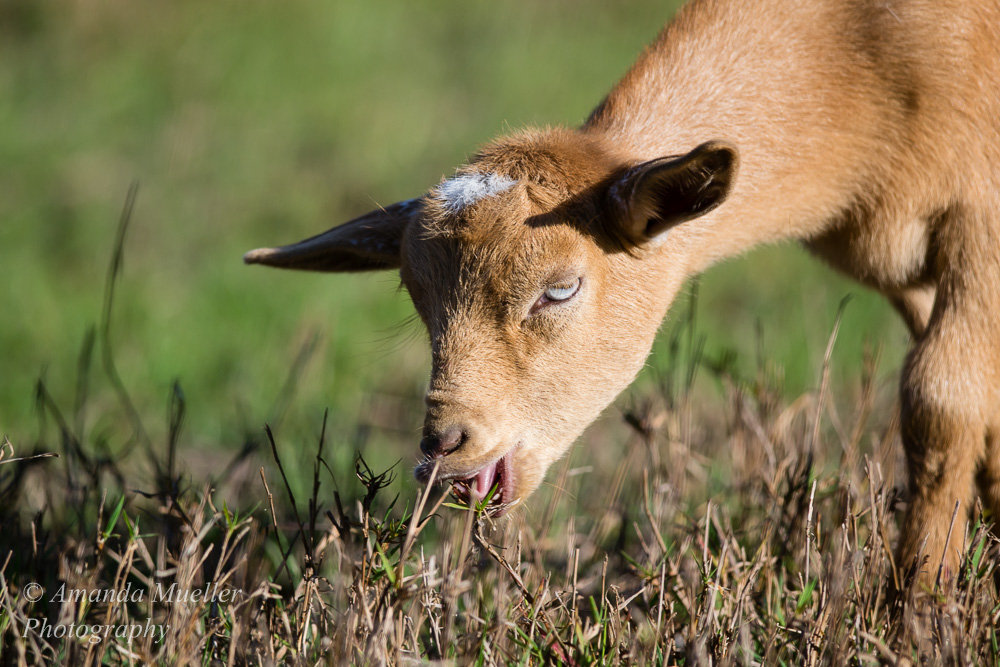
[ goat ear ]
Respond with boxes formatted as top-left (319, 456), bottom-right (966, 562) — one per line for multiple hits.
top-left (244, 198), bottom-right (422, 272)
top-left (609, 141), bottom-right (738, 244)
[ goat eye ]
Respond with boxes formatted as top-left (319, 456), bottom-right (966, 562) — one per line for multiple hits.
top-left (530, 277), bottom-right (582, 315)
top-left (544, 279), bottom-right (581, 302)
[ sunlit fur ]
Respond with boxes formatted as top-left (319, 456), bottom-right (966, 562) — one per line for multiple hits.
top-left (247, 0), bottom-right (1000, 587)
top-left (434, 173), bottom-right (518, 214)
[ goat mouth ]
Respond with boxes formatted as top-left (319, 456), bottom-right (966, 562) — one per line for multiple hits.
top-left (450, 455), bottom-right (515, 515)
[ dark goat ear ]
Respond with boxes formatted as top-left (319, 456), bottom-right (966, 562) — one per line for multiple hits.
top-left (244, 198), bottom-right (423, 272)
top-left (609, 140), bottom-right (738, 244)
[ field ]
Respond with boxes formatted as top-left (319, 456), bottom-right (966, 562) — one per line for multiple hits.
top-left (1, 1), bottom-right (997, 664)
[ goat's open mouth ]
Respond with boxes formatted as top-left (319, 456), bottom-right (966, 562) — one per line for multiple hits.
top-left (450, 455), bottom-right (515, 515)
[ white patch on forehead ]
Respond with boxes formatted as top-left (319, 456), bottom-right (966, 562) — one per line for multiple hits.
top-left (434, 172), bottom-right (517, 213)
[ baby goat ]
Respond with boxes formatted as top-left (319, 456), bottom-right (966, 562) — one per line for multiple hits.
top-left (247, 0), bottom-right (1000, 584)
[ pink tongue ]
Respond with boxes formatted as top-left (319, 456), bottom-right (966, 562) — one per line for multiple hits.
top-left (472, 461), bottom-right (498, 500)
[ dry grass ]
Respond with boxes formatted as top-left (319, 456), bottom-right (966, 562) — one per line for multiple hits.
top-left (3, 326), bottom-right (999, 666)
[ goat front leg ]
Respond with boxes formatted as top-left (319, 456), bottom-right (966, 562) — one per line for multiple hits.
top-left (889, 284), bottom-right (936, 339)
top-left (897, 307), bottom-right (989, 589)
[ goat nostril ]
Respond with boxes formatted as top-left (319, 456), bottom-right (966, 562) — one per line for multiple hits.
top-left (419, 436), bottom-right (439, 458)
top-left (420, 426), bottom-right (465, 458)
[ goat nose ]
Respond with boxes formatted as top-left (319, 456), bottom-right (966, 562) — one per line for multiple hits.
top-left (420, 426), bottom-right (465, 458)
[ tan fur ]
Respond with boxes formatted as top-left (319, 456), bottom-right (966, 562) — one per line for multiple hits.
top-left (246, 0), bottom-right (1000, 586)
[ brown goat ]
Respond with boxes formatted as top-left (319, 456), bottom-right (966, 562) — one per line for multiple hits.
top-left (246, 0), bottom-right (1000, 585)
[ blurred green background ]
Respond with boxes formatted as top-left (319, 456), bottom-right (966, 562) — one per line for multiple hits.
top-left (0, 0), bottom-right (909, 475)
